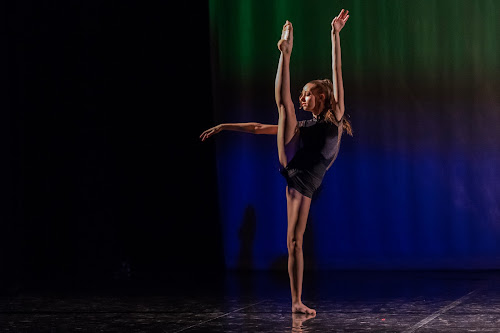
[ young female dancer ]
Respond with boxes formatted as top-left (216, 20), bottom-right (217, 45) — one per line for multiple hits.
top-left (201, 9), bottom-right (352, 314)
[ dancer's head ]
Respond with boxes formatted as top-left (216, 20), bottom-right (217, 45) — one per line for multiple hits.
top-left (299, 79), bottom-right (353, 136)
top-left (299, 80), bottom-right (331, 115)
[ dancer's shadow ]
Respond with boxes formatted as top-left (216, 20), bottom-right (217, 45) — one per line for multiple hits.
top-left (237, 205), bottom-right (256, 270)
top-left (291, 312), bottom-right (316, 332)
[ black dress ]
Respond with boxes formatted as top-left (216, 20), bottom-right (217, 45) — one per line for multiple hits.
top-left (280, 112), bottom-right (343, 198)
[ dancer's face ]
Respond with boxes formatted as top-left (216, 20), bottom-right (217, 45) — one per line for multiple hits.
top-left (299, 83), bottom-right (323, 114)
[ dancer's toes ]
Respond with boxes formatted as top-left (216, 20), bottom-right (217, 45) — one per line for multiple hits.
top-left (292, 303), bottom-right (316, 315)
top-left (306, 306), bottom-right (316, 316)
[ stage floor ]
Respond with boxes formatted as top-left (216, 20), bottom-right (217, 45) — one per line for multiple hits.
top-left (1, 270), bottom-right (500, 332)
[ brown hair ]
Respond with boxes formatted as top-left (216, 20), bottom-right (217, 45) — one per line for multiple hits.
top-left (306, 79), bottom-right (353, 136)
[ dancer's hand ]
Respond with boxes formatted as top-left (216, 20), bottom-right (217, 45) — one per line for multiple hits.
top-left (331, 9), bottom-right (349, 33)
top-left (200, 124), bottom-right (222, 141)
top-left (277, 20), bottom-right (293, 55)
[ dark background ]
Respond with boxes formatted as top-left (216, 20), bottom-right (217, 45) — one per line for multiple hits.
top-left (2, 1), bottom-right (222, 287)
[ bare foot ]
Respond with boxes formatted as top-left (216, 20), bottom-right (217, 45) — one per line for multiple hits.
top-left (291, 302), bottom-right (316, 315)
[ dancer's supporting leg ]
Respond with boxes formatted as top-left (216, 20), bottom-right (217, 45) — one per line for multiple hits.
top-left (286, 186), bottom-right (315, 314)
top-left (277, 103), bottom-right (315, 314)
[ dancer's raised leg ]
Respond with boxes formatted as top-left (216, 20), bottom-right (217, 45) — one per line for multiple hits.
top-left (275, 20), bottom-right (299, 167)
top-left (277, 104), bottom-right (299, 167)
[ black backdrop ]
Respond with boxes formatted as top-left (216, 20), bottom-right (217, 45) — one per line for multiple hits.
top-left (2, 1), bottom-right (222, 286)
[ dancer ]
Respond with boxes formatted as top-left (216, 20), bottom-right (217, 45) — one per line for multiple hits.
top-left (201, 9), bottom-right (352, 314)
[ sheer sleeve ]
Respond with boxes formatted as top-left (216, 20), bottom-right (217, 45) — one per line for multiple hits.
top-left (297, 120), bottom-right (307, 128)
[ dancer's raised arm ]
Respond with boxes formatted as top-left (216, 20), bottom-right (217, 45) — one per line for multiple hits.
top-left (200, 122), bottom-right (277, 141)
top-left (275, 21), bottom-right (294, 110)
top-left (331, 9), bottom-right (349, 121)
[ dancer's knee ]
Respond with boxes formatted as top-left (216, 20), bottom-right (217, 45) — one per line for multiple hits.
top-left (287, 236), bottom-right (303, 255)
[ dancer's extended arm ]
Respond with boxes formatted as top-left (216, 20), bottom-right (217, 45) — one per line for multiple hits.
top-left (200, 123), bottom-right (278, 141)
top-left (331, 9), bottom-right (349, 121)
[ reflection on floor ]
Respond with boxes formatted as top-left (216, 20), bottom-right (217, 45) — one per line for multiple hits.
top-left (1, 270), bottom-right (500, 332)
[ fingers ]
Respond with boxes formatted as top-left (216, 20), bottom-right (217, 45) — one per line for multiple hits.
top-left (199, 129), bottom-right (208, 139)
top-left (331, 9), bottom-right (349, 30)
top-left (342, 10), bottom-right (349, 21)
top-left (332, 9), bottom-right (349, 26)
top-left (200, 129), bottom-right (213, 141)
top-left (336, 9), bottom-right (349, 21)
top-left (201, 132), bottom-right (211, 141)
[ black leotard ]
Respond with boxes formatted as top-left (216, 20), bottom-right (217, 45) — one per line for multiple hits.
top-left (280, 113), bottom-right (343, 198)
